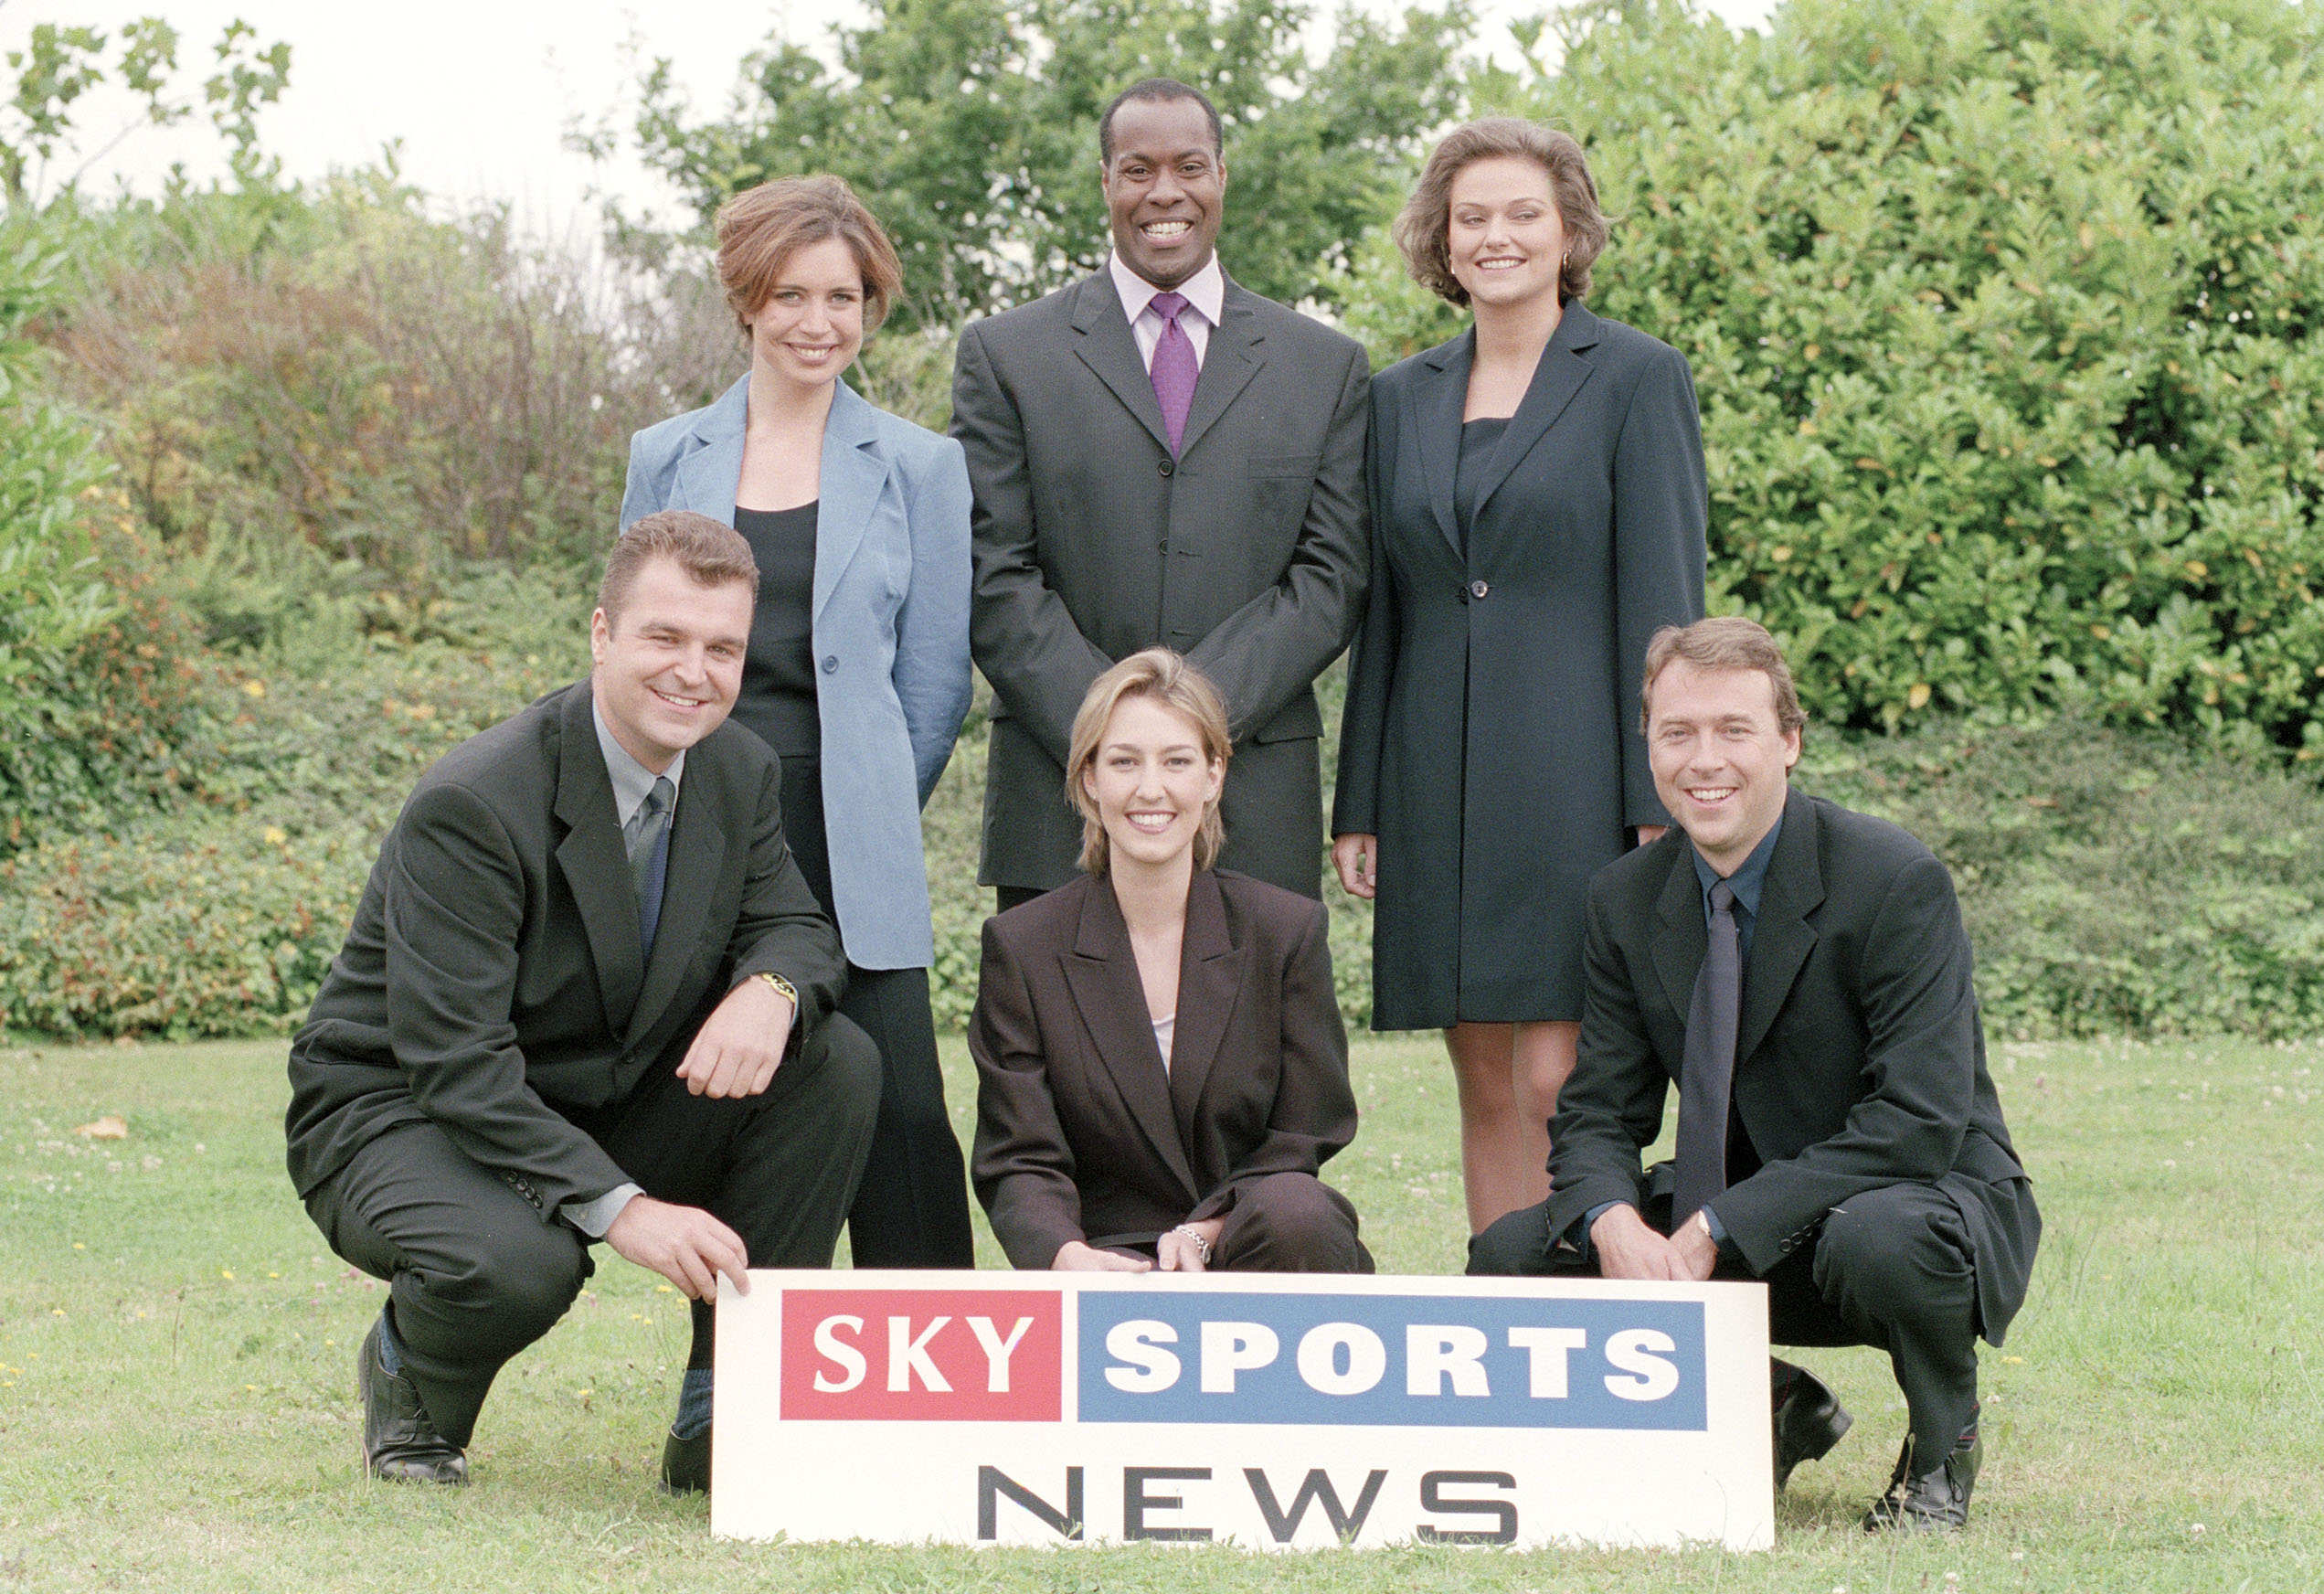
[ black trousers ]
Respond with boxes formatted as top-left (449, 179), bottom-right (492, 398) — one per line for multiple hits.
top-left (303, 1015), bottom-right (881, 1448)
top-left (780, 752), bottom-right (975, 1268)
top-left (1469, 1183), bottom-right (1982, 1469)
top-left (1093, 1173), bottom-right (1375, 1273)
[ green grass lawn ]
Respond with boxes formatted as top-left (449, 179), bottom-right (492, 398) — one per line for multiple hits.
top-left (1, 1032), bottom-right (2319, 1591)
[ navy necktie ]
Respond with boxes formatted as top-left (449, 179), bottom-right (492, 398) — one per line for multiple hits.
top-left (1674, 879), bottom-right (1741, 1227)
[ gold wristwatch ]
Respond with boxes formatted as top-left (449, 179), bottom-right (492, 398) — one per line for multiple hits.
top-left (755, 970), bottom-right (799, 1006)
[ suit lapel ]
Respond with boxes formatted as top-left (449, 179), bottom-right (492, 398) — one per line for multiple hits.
top-left (1174, 283), bottom-right (1265, 460)
top-left (623, 758), bottom-right (727, 1049)
top-left (813, 381), bottom-right (889, 622)
top-left (1416, 334), bottom-right (1471, 558)
top-left (1059, 880), bottom-right (1201, 1204)
top-left (672, 375), bottom-right (749, 522)
top-left (1070, 275), bottom-right (1174, 455)
top-left (551, 689), bottom-right (644, 1033)
top-left (1648, 839), bottom-right (1708, 1044)
top-left (1164, 871), bottom-right (1245, 1135)
top-left (1470, 301), bottom-right (1603, 523)
top-left (1736, 790), bottom-right (1824, 1068)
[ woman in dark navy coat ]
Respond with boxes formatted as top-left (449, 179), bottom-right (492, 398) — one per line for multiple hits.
top-left (1332, 120), bottom-right (1705, 1235)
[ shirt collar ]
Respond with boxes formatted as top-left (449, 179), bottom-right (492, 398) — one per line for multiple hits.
top-left (590, 696), bottom-right (684, 828)
top-left (1693, 811), bottom-right (1784, 924)
top-left (1109, 250), bottom-right (1225, 329)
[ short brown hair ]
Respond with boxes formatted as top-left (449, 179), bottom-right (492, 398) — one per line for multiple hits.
top-left (1066, 648), bottom-right (1233, 876)
top-left (1394, 119), bottom-right (1612, 307)
top-left (1640, 617), bottom-right (1808, 736)
top-left (598, 510), bottom-right (758, 628)
top-left (714, 175), bottom-right (905, 335)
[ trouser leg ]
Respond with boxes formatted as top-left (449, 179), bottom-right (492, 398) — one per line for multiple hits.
top-left (304, 1121), bottom-right (589, 1449)
top-left (839, 964), bottom-right (975, 1268)
top-left (583, 1012), bottom-right (882, 1366)
top-left (995, 885), bottom-right (1048, 913)
top-left (1807, 1183), bottom-right (1983, 1468)
top-left (1212, 1173), bottom-right (1373, 1273)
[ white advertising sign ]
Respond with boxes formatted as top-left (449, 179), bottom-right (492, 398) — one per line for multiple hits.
top-left (711, 1270), bottom-right (1773, 1550)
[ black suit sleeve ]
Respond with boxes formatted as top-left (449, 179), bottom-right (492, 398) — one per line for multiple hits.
top-left (1187, 900), bottom-right (1358, 1220)
top-left (1714, 854), bottom-right (1980, 1272)
top-left (968, 916), bottom-right (1089, 1269)
top-left (1547, 878), bottom-right (1675, 1241)
top-left (1610, 342), bottom-right (1707, 827)
top-left (383, 782), bottom-right (632, 1217)
top-left (1184, 337), bottom-right (1372, 739)
top-left (954, 319), bottom-right (1117, 767)
top-left (1332, 382), bottom-right (1396, 836)
top-left (721, 754), bottom-right (846, 1038)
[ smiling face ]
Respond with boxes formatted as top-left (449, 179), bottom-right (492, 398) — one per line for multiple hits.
top-left (744, 235), bottom-right (866, 395)
top-left (589, 556), bottom-right (754, 773)
top-left (1446, 154), bottom-right (1567, 312)
top-left (1100, 95), bottom-right (1226, 291)
top-left (1079, 691), bottom-right (1225, 873)
top-left (1645, 660), bottom-right (1801, 875)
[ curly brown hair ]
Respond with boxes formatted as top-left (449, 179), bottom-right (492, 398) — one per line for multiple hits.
top-left (1393, 119), bottom-right (1612, 307)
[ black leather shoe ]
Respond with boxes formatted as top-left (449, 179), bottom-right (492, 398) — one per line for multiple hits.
top-left (660, 1426), bottom-right (710, 1495)
top-left (1862, 1429), bottom-right (1979, 1533)
top-left (358, 1319), bottom-right (468, 1484)
top-left (1772, 1364), bottom-right (1852, 1489)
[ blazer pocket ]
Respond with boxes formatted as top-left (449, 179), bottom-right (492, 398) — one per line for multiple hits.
top-left (1247, 452), bottom-right (1321, 478)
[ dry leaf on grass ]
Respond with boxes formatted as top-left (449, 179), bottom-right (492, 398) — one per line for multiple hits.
top-left (73, 1115), bottom-right (129, 1140)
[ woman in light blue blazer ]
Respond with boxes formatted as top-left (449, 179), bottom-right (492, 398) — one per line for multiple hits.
top-left (621, 175), bottom-right (975, 1268)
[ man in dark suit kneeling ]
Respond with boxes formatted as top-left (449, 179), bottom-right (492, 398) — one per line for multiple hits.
top-left (1469, 617), bottom-right (2040, 1533)
top-left (286, 511), bottom-right (880, 1493)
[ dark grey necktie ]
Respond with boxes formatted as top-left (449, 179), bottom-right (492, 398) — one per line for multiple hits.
top-left (1674, 878), bottom-right (1740, 1227)
top-left (624, 776), bottom-right (674, 950)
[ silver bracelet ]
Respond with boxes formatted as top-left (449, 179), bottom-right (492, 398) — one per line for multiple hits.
top-left (1170, 1223), bottom-right (1212, 1263)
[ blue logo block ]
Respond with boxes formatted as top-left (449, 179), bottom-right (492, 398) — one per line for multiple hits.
top-left (1077, 1292), bottom-right (1707, 1430)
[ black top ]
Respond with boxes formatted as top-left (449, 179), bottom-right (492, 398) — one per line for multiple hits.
top-left (730, 502), bottom-right (821, 760)
top-left (1452, 417), bottom-right (1510, 556)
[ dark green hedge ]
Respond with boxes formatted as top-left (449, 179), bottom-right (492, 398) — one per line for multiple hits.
top-left (1355, 0), bottom-right (2324, 749)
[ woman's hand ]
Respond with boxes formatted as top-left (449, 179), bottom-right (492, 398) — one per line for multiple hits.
top-left (1052, 1239), bottom-right (1151, 1272)
top-left (1331, 833), bottom-right (1380, 899)
top-left (1155, 1217), bottom-right (1227, 1272)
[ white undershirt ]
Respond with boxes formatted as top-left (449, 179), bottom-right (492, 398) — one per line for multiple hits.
top-left (1152, 1012), bottom-right (1177, 1074)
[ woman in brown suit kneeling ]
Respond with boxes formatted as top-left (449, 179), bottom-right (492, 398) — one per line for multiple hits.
top-left (971, 647), bottom-right (1369, 1273)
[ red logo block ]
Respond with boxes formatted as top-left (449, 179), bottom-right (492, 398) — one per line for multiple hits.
top-left (780, 1290), bottom-right (1063, 1422)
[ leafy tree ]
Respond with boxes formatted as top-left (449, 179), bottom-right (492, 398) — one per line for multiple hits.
top-left (595, 0), bottom-right (1475, 329)
top-left (1354, 0), bottom-right (2324, 753)
top-left (2, 16), bottom-right (291, 203)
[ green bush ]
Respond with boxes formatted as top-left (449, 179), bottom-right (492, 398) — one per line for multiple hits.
top-left (1353, 0), bottom-right (2324, 750)
top-left (1799, 717), bottom-right (2324, 1037)
top-left (0, 812), bottom-right (368, 1039)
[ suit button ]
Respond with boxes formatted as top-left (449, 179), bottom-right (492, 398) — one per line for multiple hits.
top-left (1469, 579), bottom-right (1491, 600)
top-left (1158, 459), bottom-right (1174, 478)
top-left (821, 655), bottom-right (839, 675)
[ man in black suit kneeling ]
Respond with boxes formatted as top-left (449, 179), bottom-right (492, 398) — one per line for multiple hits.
top-left (286, 511), bottom-right (880, 1493)
top-left (1470, 617), bottom-right (2040, 1532)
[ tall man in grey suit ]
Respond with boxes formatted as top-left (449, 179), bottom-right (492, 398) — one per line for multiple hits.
top-left (286, 512), bottom-right (880, 1493)
top-left (952, 77), bottom-right (1370, 906)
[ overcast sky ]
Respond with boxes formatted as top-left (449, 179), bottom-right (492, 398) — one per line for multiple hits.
top-left (0, 0), bottom-right (1778, 237)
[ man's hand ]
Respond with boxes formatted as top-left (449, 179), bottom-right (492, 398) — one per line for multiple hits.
top-left (1669, 1209), bottom-right (1721, 1281)
top-left (1331, 834), bottom-right (1379, 900)
top-left (1052, 1239), bottom-right (1152, 1272)
top-left (676, 975), bottom-right (795, 1098)
top-left (1591, 1203), bottom-right (1701, 1281)
top-left (606, 1196), bottom-right (750, 1300)
top-left (1155, 1217), bottom-right (1226, 1272)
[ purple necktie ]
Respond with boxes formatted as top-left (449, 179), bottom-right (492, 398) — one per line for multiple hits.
top-left (1148, 290), bottom-right (1199, 456)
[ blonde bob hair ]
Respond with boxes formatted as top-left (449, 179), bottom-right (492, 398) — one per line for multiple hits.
top-left (1066, 648), bottom-right (1233, 876)
top-left (1393, 118), bottom-right (1611, 307)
